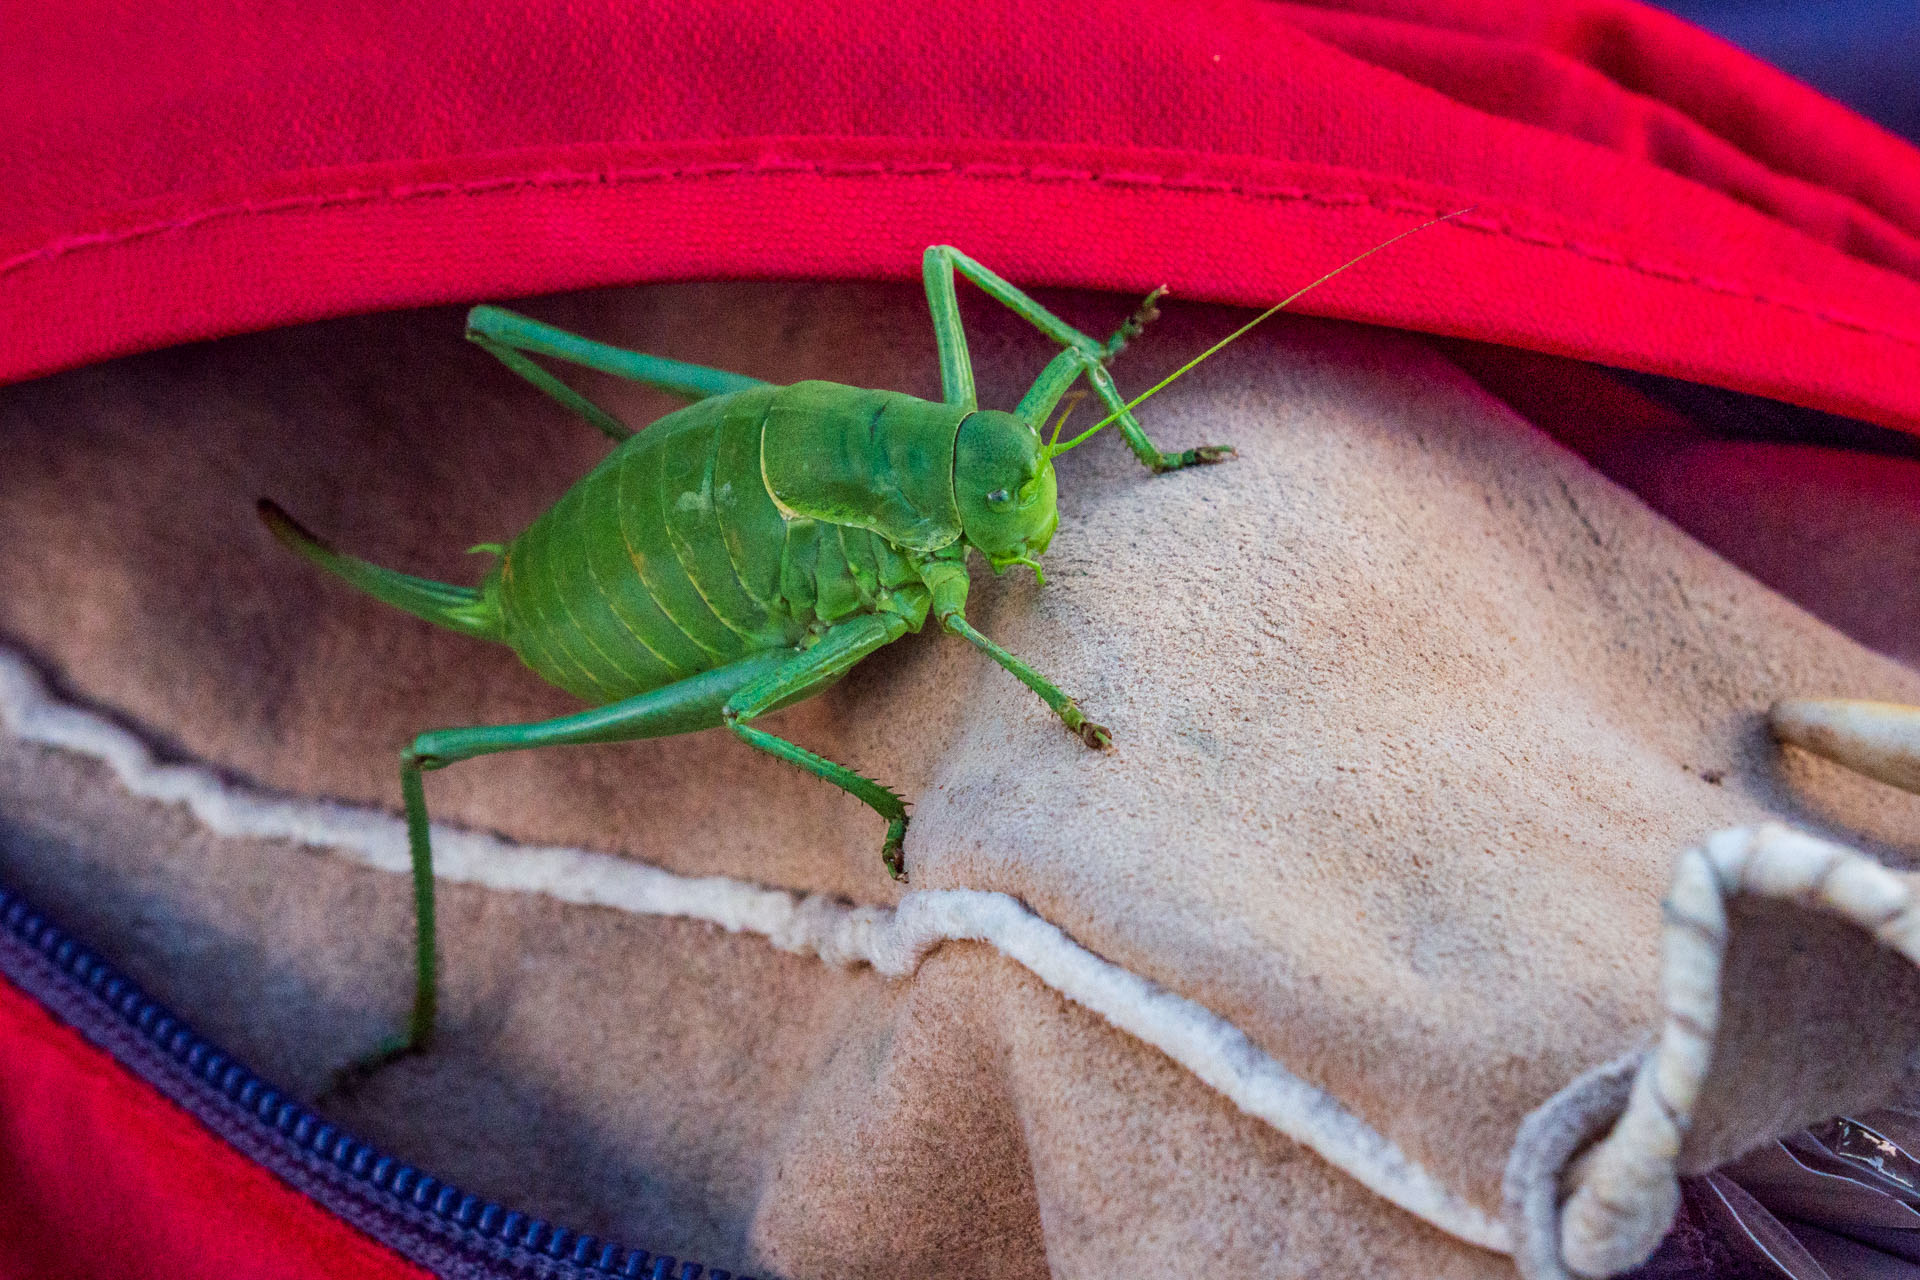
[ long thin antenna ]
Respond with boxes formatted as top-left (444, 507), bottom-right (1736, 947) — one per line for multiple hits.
top-left (1045, 208), bottom-right (1474, 459)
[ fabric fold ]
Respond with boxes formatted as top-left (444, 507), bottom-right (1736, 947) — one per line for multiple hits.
top-left (1506, 825), bottom-right (1920, 1278)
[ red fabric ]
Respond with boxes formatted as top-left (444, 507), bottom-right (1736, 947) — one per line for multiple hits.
top-left (0, 973), bottom-right (426, 1279)
top-left (4, 2), bottom-right (1920, 1274)
top-left (3, 0), bottom-right (1919, 431)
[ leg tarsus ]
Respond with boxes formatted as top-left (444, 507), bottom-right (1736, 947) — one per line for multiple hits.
top-left (1102, 286), bottom-right (1167, 363)
top-left (939, 610), bottom-right (1114, 750)
top-left (727, 714), bottom-right (914, 879)
top-left (1077, 358), bottom-right (1235, 477)
top-left (1150, 442), bottom-right (1237, 473)
top-left (882, 816), bottom-right (909, 881)
top-left (1055, 700), bottom-right (1112, 750)
top-left (324, 1030), bottom-right (427, 1100)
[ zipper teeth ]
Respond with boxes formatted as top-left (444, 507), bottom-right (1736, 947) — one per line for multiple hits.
top-left (0, 887), bottom-right (756, 1280)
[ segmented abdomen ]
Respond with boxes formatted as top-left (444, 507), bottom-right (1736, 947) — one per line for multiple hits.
top-left (491, 385), bottom-right (927, 704)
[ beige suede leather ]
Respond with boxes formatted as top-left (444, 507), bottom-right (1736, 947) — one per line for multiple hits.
top-left (3, 279), bottom-right (1917, 1277)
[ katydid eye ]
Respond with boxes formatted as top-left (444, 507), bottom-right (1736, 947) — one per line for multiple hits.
top-left (985, 488), bottom-right (1012, 507)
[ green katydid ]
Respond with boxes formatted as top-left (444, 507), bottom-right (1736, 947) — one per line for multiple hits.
top-left (261, 221), bottom-right (1462, 1075)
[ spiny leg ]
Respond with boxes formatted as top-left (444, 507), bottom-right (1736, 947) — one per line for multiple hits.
top-left (465, 305), bottom-right (772, 443)
top-left (1011, 345), bottom-right (1229, 473)
top-left (921, 246), bottom-right (1227, 471)
top-left (922, 245), bottom-right (1156, 409)
top-left (338, 648), bottom-right (795, 1087)
top-left (922, 563), bottom-right (1110, 748)
top-left (723, 613), bottom-right (915, 877)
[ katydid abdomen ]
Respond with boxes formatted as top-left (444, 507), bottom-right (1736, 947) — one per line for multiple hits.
top-left (489, 380), bottom-right (957, 704)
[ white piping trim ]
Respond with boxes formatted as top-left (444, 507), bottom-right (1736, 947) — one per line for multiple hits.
top-left (1552, 823), bottom-right (1920, 1277)
top-left (0, 644), bottom-right (1510, 1254)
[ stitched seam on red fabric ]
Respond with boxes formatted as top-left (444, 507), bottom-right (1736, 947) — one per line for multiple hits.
top-left (4, 157), bottom-right (1914, 350)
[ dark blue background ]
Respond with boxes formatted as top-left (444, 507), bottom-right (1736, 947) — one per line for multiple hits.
top-left (1654, 0), bottom-right (1920, 143)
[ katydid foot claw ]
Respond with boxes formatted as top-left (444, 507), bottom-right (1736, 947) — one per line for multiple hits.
top-left (882, 818), bottom-right (909, 881)
top-left (1078, 720), bottom-right (1113, 749)
top-left (1151, 443), bottom-right (1236, 472)
top-left (325, 1030), bottom-right (425, 1099)
top-left (1104, 286), bottom-right (1169, 361)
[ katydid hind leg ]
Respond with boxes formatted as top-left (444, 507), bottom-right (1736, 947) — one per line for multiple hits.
top-left (723, 613), bottom-right (916, 878)
top-left (333, 648), bottom-right (794, 1089)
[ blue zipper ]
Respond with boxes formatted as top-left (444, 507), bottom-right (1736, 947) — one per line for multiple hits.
top-left (0, 883), bottom-right (760, 1280)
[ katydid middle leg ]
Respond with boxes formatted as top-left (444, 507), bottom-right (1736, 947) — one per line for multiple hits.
top-left (921, 245), bottom-right (1232, 472)
top-left (721, 612), bottom-right (917, 878)
top-left (464, 304), bottom-right (772, 443)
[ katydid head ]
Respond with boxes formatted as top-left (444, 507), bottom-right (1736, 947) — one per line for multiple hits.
top-left (954, 409), bottom-right (1059, 581)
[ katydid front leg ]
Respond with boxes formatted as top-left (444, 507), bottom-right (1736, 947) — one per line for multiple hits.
top-left (921, 562), bottom-right (1112, 749)
top-left (921, 245), bottom-right (1233, 473)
